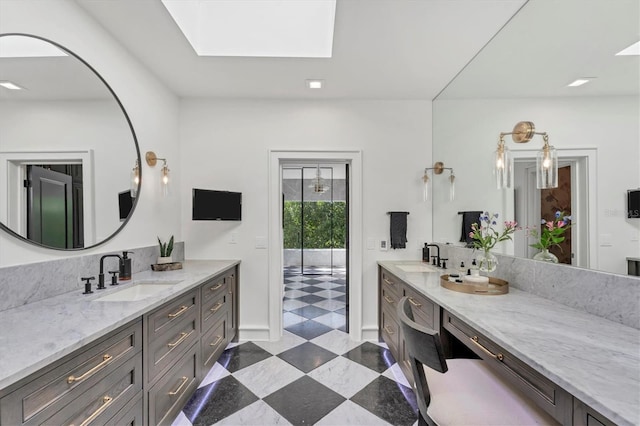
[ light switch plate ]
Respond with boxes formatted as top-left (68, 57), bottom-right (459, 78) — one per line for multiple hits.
top-left (380, 240), bottom-right (388, 251)
top-left (255, 236), bottom-right (267, 249)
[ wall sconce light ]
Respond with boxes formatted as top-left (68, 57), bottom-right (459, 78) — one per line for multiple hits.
top-left (145, 151), bottom-right (170, 196)
top-left (497, 121), bottom-right (557, 189)
top-left (423, 161), bottom-right (455, 201)
top-left (130, 159), bottom-right (140, 198)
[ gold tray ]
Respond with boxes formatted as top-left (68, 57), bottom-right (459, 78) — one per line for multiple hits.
top-left (440, 274), bottom-right (508, 295)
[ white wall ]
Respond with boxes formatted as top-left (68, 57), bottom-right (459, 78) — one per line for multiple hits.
top-left (433, 96), bottom-right (640, 275)
top-left (0, 0), bottom-right (181, 266)
top-left (179, 99), bottom-right (432, 338)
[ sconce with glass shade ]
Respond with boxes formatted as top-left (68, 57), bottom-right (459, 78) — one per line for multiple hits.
top-left (145, 151), bottom-right (170, 196)
top-left (496, 121), bottom-right (557, 189)
top-left (423, 161), bottom-right (455, 201)
top-left (130, 159), bottom-right (140, 198)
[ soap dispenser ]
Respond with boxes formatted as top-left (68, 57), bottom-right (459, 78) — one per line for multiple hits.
top-left (120, 251), bottom-right (133, 281)
top-left (422, 243), bottom-right (430, 263)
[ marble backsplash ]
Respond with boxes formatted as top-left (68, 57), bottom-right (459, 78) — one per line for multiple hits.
top-left (440, 245), bottom-right (640, 329)
top-left (0, 242), bottom-right (185, 313)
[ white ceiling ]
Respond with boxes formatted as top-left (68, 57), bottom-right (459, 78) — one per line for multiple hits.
top-left (75, 0), bottom-right (526, 100)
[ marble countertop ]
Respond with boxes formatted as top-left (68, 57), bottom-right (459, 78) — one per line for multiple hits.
top-left (0, 259), bottom-right (239, 392)
top-left (378, 261), bottom-right (640, 426)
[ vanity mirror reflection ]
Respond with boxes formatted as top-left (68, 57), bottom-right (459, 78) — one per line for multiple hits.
top-left (0, 34), bottom-right (140, 250)
top-left (432, 0), bottom-right (640, 275)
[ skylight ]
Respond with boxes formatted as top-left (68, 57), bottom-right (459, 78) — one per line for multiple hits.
top-left (0, 35), bottom-right (67, 58)
top-left (161, 0), bottom-right (336, 58)
top-left (615, 40), bottom-right (640, 56)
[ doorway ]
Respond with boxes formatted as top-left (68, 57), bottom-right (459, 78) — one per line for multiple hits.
top-left (281, 164), bottom-right (349, 333)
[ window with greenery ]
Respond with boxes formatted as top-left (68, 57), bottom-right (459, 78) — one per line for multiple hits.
top-left (283, 201), bottom-right (346, 249)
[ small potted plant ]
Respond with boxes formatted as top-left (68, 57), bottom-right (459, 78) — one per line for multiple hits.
top-left (157, 235), bottom-right (174, 264)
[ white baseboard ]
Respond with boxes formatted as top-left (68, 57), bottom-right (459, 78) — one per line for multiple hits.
top-left (238, 327), bottom-right (270, 341)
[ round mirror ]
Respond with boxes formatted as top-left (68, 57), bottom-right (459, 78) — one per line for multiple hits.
top-left (0, 33), bottom-right (140, 250)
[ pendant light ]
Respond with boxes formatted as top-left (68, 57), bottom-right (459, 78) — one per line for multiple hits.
top-left (309, 165), bottom-right (328, 193)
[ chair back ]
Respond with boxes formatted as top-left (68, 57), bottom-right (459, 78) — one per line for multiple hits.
top-left (397, 296), bottom-right (448, 422)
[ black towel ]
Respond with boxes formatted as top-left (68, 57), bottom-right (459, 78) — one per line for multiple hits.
top-left (389, 212), bottom-right (408, 249)
top-left (460, 211), bottom-right (483, 245)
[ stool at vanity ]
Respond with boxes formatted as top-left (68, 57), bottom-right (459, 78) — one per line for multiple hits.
top-left (397, 297), bottom-right (557, 425)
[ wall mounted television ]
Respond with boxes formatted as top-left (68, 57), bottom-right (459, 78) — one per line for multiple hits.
top-left (118, 190), bottom-right (134, 221)
top-left (192, 188), bottom-right (242, 221)
top-left (628, 189), bottom-right (640, 218)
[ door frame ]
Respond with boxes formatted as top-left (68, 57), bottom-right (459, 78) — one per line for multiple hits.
top-left (510, 148), bottom-right (596, 269)
top-left (269, 150), bottom-right (362, 341)
top-left (0, 150), bottom-right (96, 245)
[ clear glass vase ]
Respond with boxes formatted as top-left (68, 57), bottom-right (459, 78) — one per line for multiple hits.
top-left (477, 249), bottom-right (498, 272)
top-left (533, 249), bottom-right (558, 263)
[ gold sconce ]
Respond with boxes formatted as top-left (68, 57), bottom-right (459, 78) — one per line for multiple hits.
top-left (423, 161), bottom-right (455, 201)
top-left (145, 151), bottom-right (170, 196)
top-left (497, 121), bottom-right (557, 189)
top-left (130, 159), bottom-right (140, 198)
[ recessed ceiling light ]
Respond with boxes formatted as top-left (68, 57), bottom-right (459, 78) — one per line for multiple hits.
top-left (307, 80), bottom-right (324, 89)
top-left (615, 40), bottom-right (640, 56)
top-left (567, 78), bottom-right (592, 87)
top-left (0, 81), bottom-right (24, 90)
top-left (161, 0), bottom-right (336, 58)
top-left (0, 35), bottom-right (67, 58)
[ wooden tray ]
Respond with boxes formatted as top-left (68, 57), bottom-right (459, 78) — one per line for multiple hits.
top-left (440, 274), bottom-right (508, 295)
top-left (151, 262), bottom-right (183, 271)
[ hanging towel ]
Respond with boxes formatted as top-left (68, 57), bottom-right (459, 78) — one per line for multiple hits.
top-left (389, 212), bottom-right (409, 249)
top-left (460, 211), bottom-right (483, 245)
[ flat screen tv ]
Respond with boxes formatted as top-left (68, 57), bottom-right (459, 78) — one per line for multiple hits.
top-left (193, 189), bottom-right (242, 221)
top-left (118, 190), bottom-right (134, 221)
top-left (628, 189), bottom-right (640, 218)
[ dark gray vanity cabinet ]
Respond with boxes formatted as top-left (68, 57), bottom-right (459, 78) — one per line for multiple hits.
top-left (0, 320), bottom-right (143, 426)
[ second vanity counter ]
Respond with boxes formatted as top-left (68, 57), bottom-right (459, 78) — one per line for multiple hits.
top-left (378, 261), bottom-right (640, 426)
top-left (0, 259), bottom-right (239, 392)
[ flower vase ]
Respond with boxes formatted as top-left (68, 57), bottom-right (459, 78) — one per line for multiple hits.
top-left (477, 249), bottom-right (498, 273)
top-left (533, 249), bottom-right (558, 263)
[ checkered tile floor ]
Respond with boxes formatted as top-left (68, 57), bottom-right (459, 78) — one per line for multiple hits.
top-left (172, 267), bottom-right (419, 426)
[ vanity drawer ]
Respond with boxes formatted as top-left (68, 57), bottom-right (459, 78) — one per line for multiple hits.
top-left (380, 269), bottom-right (401, 300)
top-left (147, 290), bottom-right (198, 338)
top-left (201, 274), bottom-right (227, 306)
top-left (402, 285), bottom-right (436, 329)
top-left (443, 311), bottom-right (572, 424)
top-left (147, 313), bottom-right (198, 384)
top-left (380, 284), bottom-right (400, 319)
top-left (44, 354), bottom-right (142, 426)
top-left (380, 305), bottom-right (400, 357)
top-left (0, 320), bottom-right (141, 425)
top-left (201, 314), bottom-right (228, 371)
top-left (201, 289), bottom-right (226, 331)
top-left (104, 391), bottom-right (143, 426)
top-left (148, 344), bottom-right (198, 426)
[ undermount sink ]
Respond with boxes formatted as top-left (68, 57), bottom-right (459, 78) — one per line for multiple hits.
top-left (93, 280), bottom-right (182, 302)
top-left (396, 264), bottom-right (439, 273)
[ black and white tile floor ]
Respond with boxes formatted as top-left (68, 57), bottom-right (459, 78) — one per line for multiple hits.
top-left (172, 266), bottom-right (419, 426)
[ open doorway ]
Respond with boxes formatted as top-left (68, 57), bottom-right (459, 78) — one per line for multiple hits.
top-left (281, 163), bottom-right (349, 333)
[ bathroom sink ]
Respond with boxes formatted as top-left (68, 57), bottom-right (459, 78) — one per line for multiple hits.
top-left (396, 264), bottom-right (439, 273)
top-left (93, 280), bottom-right (182, 302)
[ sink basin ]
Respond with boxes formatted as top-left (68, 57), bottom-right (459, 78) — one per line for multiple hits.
top-left (93, 281), bottom-right (182, 302)
top-left (396, 264), bottom-right (439, 273)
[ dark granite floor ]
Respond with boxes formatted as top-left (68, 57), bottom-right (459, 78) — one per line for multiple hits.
top-left (173, 267), bottom-right (419, 426)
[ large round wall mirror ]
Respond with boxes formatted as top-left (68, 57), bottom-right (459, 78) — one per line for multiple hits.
top-left (0, 33), bottom-right (140, 250)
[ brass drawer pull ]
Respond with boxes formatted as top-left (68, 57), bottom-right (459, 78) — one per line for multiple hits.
top-left (383, 295), bottom-right (394, 304)
top-left (209, 335), bottom-right (223, 347)
top-left (67, 354), bottom-right (113, 384)
top-left (470, 336), bottom-right (504, 361)
top-left (167, 330), bottom-right (194, 348)
top-left (168, 305), bottom-right (188, 319)
top-left (210, 302), bottom-right (223, 313)
top-left (383, 278), bottom-right (395, 286)
top-left (72, 395), bottom-right (113, 426)
top-left (408, 297), bottom-right (422, 308)
top-left (383, 325), bottom-right (395, 335)
top-left (210, 283), bottom-right (223, 291)
top-left (168, 376), bottom-right (189, 396)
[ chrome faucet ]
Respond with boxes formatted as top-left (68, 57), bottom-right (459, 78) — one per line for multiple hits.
top-left (426, 244), bottom-right (441, 267)
top-left (98, 254), bottom-right (123, 289)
